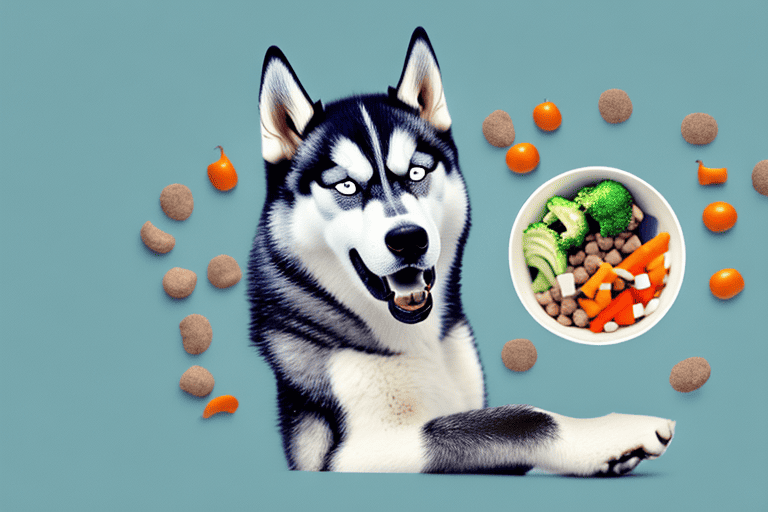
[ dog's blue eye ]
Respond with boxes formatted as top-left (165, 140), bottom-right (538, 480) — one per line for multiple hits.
top-left (334, 180), bottom-right (358, 195)
top-left (409, 167), bottom-right (427, 182)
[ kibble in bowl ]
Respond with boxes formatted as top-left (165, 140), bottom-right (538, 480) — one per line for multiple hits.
top-left (509, 167), bottom-right (686, 345)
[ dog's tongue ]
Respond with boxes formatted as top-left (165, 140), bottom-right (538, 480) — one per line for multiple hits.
top-left (393, 290), bottom-right (429, 311)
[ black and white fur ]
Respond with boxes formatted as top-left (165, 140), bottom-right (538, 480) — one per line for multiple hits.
top-left (248, 27), bottom-right (674, 475)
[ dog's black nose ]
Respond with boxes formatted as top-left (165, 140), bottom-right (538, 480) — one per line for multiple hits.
top-left (385, 224), bottom-right (429, 261)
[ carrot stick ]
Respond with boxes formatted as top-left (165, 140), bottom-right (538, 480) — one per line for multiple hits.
top-left (630, 285), bottom-right (656, 306)
top-left (616, 232), bottom-right (670, 275)
top-left (595, 288), bottom-right (612, 308)
top-left (614, 304), bottom-right (636, 325)
top-left (590, 289), bottom-right (633, 333)
top-left (580, 263), bottom-right (617, 299)
top-left (646, 253), bottom-right (666, 271)
top-left (648, 265), bottom-right (666, 287)
top-left (578, 298), bottom-right (605, 318)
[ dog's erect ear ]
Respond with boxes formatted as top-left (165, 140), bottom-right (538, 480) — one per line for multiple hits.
top-left (259, 47), bottom-right (318, 163)
top-left (394, 27), bottom-right (451, 132)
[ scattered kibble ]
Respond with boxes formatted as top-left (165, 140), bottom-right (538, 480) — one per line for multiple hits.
top-left (709, 268), bottom-right (744, 300)
top-left (160, 183), bottom-right (194, 221)
top-left (670, 357), bottom-right (710, 393)
top-left (203, 395), bottom-right (239, 418)
top-left (207, 254), bottom-right (242, 289)
top-left (501, 338), bottom-right (537, 372)
top-left (140, 221), bottom-right (175, 254)
top-left (179, 365), bottom-right (215, 397)
top-left (681, 113), bottom-right (718, 145)
top-left (752, 160), bottom-right (768, 196)
top-left (179, 314), bottom-right (213, 355)
top-left (598, 89), bottom-right (632, 124)
top-left (163, 267), bottom-right (197, 299)
top-left (482, 110), bottom-right (516, 147)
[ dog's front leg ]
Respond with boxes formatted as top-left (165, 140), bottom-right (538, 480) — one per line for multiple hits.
top-left (330, 404), bottom-right (556, 473)
top-left (331, 406), bottom-right (674, 475)
top-left (422, 407), bottom-right (675, 476)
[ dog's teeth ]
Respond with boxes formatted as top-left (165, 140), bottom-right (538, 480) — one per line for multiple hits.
top-left (393, 290), bottom-right (429, 311)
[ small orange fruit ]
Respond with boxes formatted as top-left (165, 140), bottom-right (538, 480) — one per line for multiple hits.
top-left (709, 268), bottom-right (744, 299)
top-left (207, 146), bottom-right (238, 191)
top-left (702, 201), bottom-right (737, 232)
top-left (506, 142), bottom-right (540, 173)
top-left (533, 101), bottom-right (562, 131)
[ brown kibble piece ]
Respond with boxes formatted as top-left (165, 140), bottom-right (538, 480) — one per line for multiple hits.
top-left (583, 255), bottom-right (603, 274)
top-left (501, 338), bottom-right (537, 372)
top-left (621, 235), bottom-right (642, 254)
top-left (179, 365), bottom-right (215, 397)
top-left (140, 221), bottom-right (175, 254)
top-left (605, 249), bottom-right (623, 266)
top-left (598, 89), bottom-right (632, 124)
top-left (612, 278), bottom-right (626, 292)
top-left (572, 309), bottom-right (589, 327)
top-left (627, 204), bottom-right (644, 231)
top-left (560, 298), bottom-right (577, 316)
top-left (595, 234), bottom-right (614, 251)
top-left (556, 315), bottom-right (572, 326)
top-left (179, 314), bottom-right (213, 355)
top-left (536, 290), bottom-right (553, 306)
top-left (550, 283), bottom-right (562, 302)
top-left (163, 267), bottom-right (197, 299)
top-left (207, 254), bottom-right (242, 289)
top-left (752, 160), bottom-right (768, 196)
top-left (569, 251), bottom-right (586, 266)
top-left (573, 267), bottom-right (589, 285)
top-left (670, 357), bottom-right (711, 393)
top-left (160, 184), bottom-right (194, 221)
top-left (482, 110), bottom-right (516, 148)
top-left (584, 241), bottom-right (600, 256)
top-left (681, 113), bottom-right (718, 145)
top-left (545, 302), bottom-right (560, 317)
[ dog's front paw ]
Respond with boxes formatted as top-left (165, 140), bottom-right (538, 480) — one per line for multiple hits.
top-left (590, 413), bottom-right (675, 476)
top-left (540, 412), bottom-right (675, 477)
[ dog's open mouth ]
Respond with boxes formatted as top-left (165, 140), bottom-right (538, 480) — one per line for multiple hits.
top-left (349, 249), bottom-right (435, 324)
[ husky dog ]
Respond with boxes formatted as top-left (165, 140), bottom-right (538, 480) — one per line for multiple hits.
top-left (248, 27), bottom-right (675, 475)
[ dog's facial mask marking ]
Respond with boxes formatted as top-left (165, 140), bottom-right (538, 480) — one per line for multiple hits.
top-left (258, 30), bottom-right (454, 324)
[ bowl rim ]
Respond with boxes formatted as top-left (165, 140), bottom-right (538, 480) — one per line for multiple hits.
top-left (508, 166), bottom-right (686, 345)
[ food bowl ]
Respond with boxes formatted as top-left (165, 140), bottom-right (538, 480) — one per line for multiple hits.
top-left (509, 167), bottom-right (686, 345)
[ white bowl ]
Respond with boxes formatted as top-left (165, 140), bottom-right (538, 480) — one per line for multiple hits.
top-left (509, 167), bottom-right (686, 345)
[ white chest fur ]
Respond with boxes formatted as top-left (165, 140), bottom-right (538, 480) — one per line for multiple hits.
top-left (326, 320), bottom-right (484, 472)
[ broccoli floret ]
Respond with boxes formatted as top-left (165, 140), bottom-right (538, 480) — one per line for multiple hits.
top-left (574, 180), bottom-right (634, 237)
top-left (522, 222), bottom-right (568, 292)
top-left (541, 196), bottom-right (589, 250)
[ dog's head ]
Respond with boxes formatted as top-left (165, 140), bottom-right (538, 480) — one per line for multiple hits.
top-left (258, 28), bottom-right (468, 324)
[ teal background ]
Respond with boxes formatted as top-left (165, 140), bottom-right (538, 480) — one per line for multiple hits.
top-left (1, 0), bottom-right (766, 510)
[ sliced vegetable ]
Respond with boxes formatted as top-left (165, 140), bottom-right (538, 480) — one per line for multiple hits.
top-left (614, 304), bottom-right (636, 325)
top-left (203, 394), bottom-right (239, 418)
top-left (590, 289), bottom-right (633, 333)
top-left (696, 160), bottom-right (727, 185)
top-left (578, 298), bottom-right (604, 318)
top-left (616, 232), bottom-right (670, 275)
top-left (580, 262), bottom-right (617, 299)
